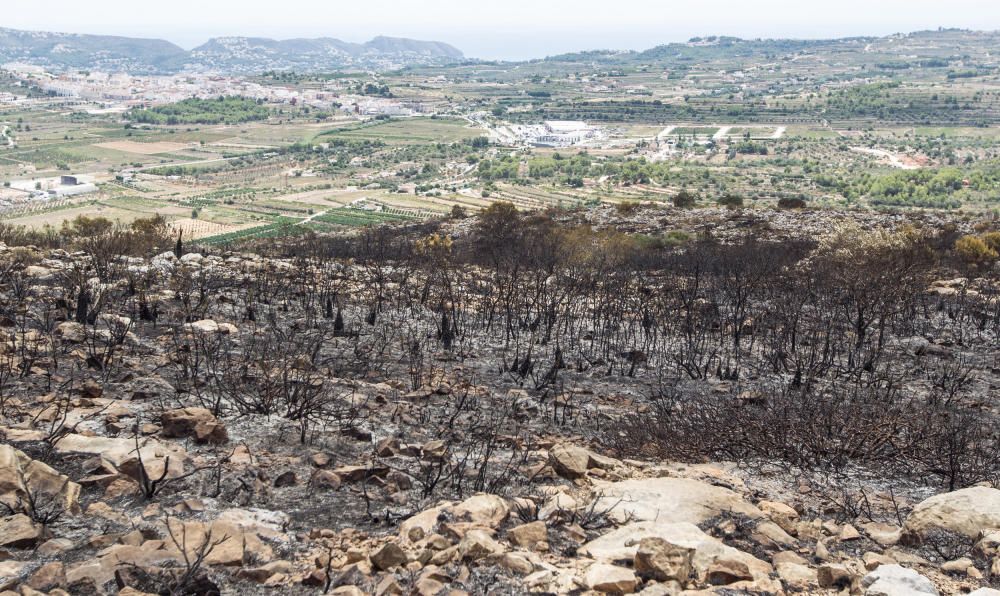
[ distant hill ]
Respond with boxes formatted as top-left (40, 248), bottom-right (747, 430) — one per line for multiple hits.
top-left (187, 35), bottom-right (464, 73)
top-left (0, 27), bottom-right (464, 74)
top-left (523, 29), bottom-right (1000, 70)
top-left (364, 36), bottom-right (463, 59)
top-left (0, 27), bottom-right (187, 73)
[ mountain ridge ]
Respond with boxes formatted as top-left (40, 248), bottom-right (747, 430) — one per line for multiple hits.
top-left (0, 26), bottom-right (464, 74)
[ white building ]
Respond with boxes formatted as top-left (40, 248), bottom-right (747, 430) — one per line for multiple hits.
top-left (503, 121), bottom-right (603, 147)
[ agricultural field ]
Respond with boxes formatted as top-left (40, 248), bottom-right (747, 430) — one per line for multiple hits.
top-left (93, 140), bottom-right (192, 155)
top-left (5, 28), bottom-right (1000, 238)
top-left (319, 117), bottom-right (483, 144)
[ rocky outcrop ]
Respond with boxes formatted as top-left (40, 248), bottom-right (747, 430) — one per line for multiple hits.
top-left (183, 319), bottom-right (239, 335)
top-left (54, 433), bottom-right (188, 481)
top-left (589, 477), bottom-right (763, 525)
top-left (633, 536), bottom-right (693, 582)
top-left (0, 444), bottom-right (81, 516)
top-left (582, 521), bottom-right (774, 588)
top-left (161, 407), bottom-right (228, 444)
top-left (862, 564), bottom-right (938, 596)
top-left (903, 487), bottom-right (1000, 542)
top-left (548, 443), bottom-right (620, 479)
top-left (0, 514), bottom-right (43, 548)
top-left (584, 563), bottom-right (637, 594)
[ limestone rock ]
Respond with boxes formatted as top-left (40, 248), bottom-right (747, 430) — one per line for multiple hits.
top-left (400, 502), bottom-right (452, 543)
top-left (940, 557), bottom-right (974, 574)
top-left (549, 444), bottom-right (591, 479)
top-left (776, 560), bottom-right (817, 590)
top-left (36, 538), bottom-right (74, 556)
top-left (314, 470), bottom-right (342, 490)
top-left (975, 530), bottom-right (1000, 557)
top-left (903, 487), bottom-right (1000, 542)
top-left (375, 576), bottom-right (404, 595)
top-left (862, 522), bottom-right (902, 547)
top-left (161, 512), bottom-right (281, 567)
top-left (414, 577), bottom-right (444, 596)
top-left (458, 529), bottom-right (504, 561)
top-left (582, 521), bottom-right (772, 586)
top-left (840, 524), bottom-right (861, 541)
top-left (25, 561), bottom-right (65, 592)
top-left (705, 558), bottom-right (754, 585)
top-left (54, 322), bottom-right (86, 343)
top-left (237, 560), bottom-right (293, 583)
top-left (161, 407), bottom-right (228, 444)
top-left (861, 564), bottom-right (938, 596)
top-left (507, 521), bottom-right (547, 549)
top-left (80, 378), bottom-right (103, 398)
top-left (184, 319), bottom-right (238, 335)
top-left (758, 500), bottom-right (799, 535)
top-left (863, 552), bottom-right (896, 571)
top-left (421, 440), bottom-right (447, 460)
top-left (0, 444), bottom-right (81, 516)
top-left (0, 560), bottom-right (29, 592)
top-left (371, 542), bottom-right (408, 570)
top-left (818, 563), bottom-right (860, 591)
top-left (633, 537), bottom-right (693, 582)
top-left (752, 520), bottom-right (798, 550)
top-left (589, 477), bottom-right (763, 525)
top-left (450, 494), bottom-right (509, 529)
top-left (584, 563), bottom-right (637, 594)
top-left (548, 443), bottom-right (621, 479)
top-left (0, 514), bottom-right (42, 548)
top-left (500, 552), bottom-right (535, 575)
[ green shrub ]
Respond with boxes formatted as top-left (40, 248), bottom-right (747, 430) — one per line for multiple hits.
top-left (778, 197), bottom-right (807, 209)
top-left (718, 193), bottom-right (744, 208)
top-left (955, 235), bottom-right (998, 264)
top-left (672, 189), bottom-right (697, 208)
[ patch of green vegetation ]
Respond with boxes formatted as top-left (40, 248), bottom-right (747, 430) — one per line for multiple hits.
top-left (313, 208), bottom-right (418, 227)
top-left (319, 118), bottom-right (479, 144)
top-left (196, 217), bottom-right (301, 245)
top-left (671, 127), bottom-right (719, 136)
top-left (816, 166), bottom-right (1000, 209)
top-left (128, 97), bottom-right (270, 126)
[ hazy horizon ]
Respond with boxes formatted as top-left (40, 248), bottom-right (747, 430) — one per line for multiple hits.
top-left (7, 0), bottom-right (1000, 61)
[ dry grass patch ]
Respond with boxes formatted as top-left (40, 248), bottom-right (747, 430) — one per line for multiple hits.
top-left (94, 141), bottom-right (192, 155)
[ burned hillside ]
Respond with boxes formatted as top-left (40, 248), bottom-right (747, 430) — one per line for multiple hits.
top-left (0, 205), bottom-right (999, 595)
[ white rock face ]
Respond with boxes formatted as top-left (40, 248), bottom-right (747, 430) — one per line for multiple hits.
top-left (151, 251), bottom-right (177, 271)
top-left (179, 252), bottom-right (204, 264)
top-left (590, 477), bottom-right (762, 525)
top-left (903, 487), bottom-right (1000, 541)
top-left (581, 521), bottom-right (773, 585)
top-left (583, 563), bottom-right (637, 594)
top-left (183, 319), bottom-right (239, 335)
top-left (862, 564), bottom-right (938, 596)
top-left (54, 434), bottom-right (187, 480)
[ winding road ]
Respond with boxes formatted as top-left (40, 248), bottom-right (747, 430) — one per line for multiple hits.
top-left (0, 126), bottom-right (14, 148)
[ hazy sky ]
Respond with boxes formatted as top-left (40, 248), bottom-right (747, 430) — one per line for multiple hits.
top-left (7, 0), bottom-right (1000, 60)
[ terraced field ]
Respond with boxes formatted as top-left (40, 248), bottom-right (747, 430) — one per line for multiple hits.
top-left (319, 118), bottom-right (481, 144)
